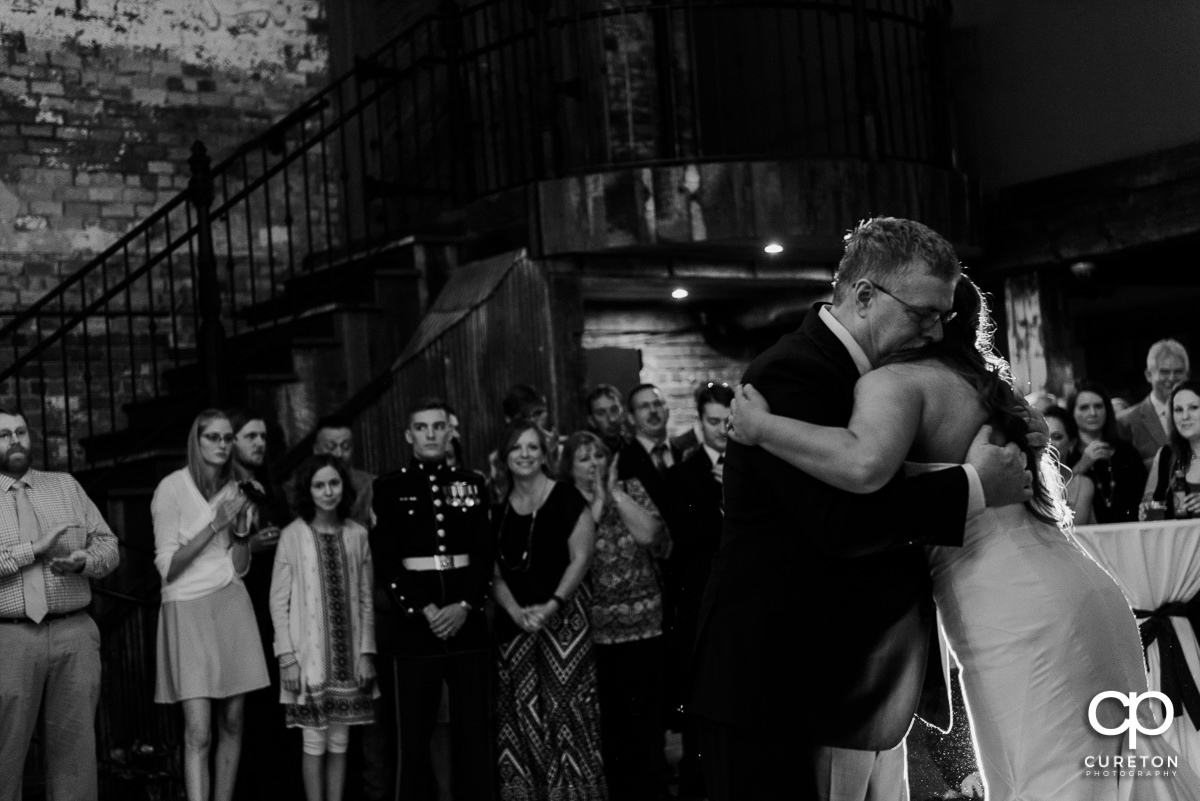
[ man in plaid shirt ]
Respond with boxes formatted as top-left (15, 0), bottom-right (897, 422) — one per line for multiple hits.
top-left (0, 406), bottom-right (119, 801)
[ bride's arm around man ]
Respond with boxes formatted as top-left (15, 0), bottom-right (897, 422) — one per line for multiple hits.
top-left (686, 217), bottom-right (1031, 801)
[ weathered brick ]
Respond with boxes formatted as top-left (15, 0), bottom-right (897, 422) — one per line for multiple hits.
top-left (29, 200), bottom-right (62, 216)
top-left (19, 124), bottom-right (55, 138)
top-left (20, 167), bottom-right (72, 186)
top-left (100, 202), bottom-right (135, 218)
top-left (122, 187), bottom-right (157, 204)
top-left (131, 88), bottom-right (168, 106)
top-left (63, 201), bottom-right (100, 218)
top-left (147, 161), bottom-right (175, 175)
top-left (87, 187), bottom-right (122, 202)
top-left (28, 80), bottom-right (63, 96)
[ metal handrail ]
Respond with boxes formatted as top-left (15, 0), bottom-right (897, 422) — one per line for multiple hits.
top-left (0, 0), bottom-right (953, 475)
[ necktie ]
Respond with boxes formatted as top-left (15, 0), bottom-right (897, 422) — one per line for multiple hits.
top-left (717, 454), bottom-right (725, 465)
top-left (651, 443), bottom-right (669, 475)
top-left (14, 481), bottom-right (47, 623)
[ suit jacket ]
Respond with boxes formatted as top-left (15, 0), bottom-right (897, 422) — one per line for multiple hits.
top-left (618, 436), bottom-right (685, 529)
top-left (687, 306), bottom-right (969, 749)
top-left (666, 448), bottom-right (724, 631)
top-left (1117, 395), bottom-right (1168, 470)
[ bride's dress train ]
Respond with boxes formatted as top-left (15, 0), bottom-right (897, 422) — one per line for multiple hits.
top-left (912, 465), bottom-right (1200, 800)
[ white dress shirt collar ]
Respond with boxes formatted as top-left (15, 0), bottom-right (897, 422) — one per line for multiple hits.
top-left (818, 305), bottom-right (872, 376)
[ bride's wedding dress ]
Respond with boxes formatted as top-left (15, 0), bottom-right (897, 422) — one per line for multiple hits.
top-left (913, 464), bottom-right (1200, 800)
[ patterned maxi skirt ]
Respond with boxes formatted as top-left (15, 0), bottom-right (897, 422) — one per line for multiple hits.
top-left (285, 531), bottom-right (374, 729)
top-left (496, 592), bottom-right (607, 801)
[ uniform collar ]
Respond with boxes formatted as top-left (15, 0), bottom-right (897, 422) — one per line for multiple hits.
top-left (412, 458), bottom-right (448, 475)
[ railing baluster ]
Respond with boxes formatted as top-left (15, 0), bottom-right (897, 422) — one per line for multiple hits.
top-left (123, 242), bottom-right (137, 409)
top-left (164, 212), bottom-right (182, 376)
top-left (280, 134), bottom-right (298, 280)
top-left (242, 153), bottom-right (258, 318)
top-left (221, 171), bottom-right (240, 339)
top-left (144, 229), bottom-right (160, 400)
top-left (78, 278), bottom-right (95, 446)
top-left (318, 101), bottom-right (336, 271)
top-left (102, 258), bottom-right (117, 446)
top-left (57, 291), bottom-right (72, 472)
top-left (261, 146), bottom-right (279, 303)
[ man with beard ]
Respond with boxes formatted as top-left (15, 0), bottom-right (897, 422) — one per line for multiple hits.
top-left (305, 416), bottom-right (375, 527)
top-left (586, 384), bottom-right (629, 455)
top-left (228, 409), bottom-right (300, 801)
top-left (0, 406), bottom-right (119, 801)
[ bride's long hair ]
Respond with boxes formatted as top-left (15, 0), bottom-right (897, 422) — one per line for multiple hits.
top-left (889, 276), bottom-right (1070, 527)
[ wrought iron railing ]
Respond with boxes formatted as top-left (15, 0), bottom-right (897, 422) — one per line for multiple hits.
top-left (0, 0), bottom-right (953, 475)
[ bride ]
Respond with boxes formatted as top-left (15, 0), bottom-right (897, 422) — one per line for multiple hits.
top-left (729, 277), bottom-right (1200, 800)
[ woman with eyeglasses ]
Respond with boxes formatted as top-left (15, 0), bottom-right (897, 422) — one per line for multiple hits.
top-left (152, 408), bottom-right (270, 801)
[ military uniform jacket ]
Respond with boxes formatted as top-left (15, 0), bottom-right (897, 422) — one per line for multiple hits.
top-left (369, 459), bottom-right (491, 656)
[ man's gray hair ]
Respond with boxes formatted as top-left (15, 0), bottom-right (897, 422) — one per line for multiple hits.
top-left (1147, 338), bottom-right (1190, 373)
top-left (831, 217), bottom-right (960, 304)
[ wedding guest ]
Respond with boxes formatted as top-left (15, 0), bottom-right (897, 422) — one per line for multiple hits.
top-left (1118, 339), bottom-right (1191, 469)
top-left (664, 382), bottom-right (733, 799)
top-left (493, 421), bottom-right (606, 801)
top-left (586, 384), bottom-right (629, 456)
top-left (1068, 381), bottom-right (1146, 523)
top-left (370, 398), bottom-right (493, 801)
top-left (227, 408), bottom-right (298, 801)
top-left (153, 409), bottom-right (269, 801)
top-left (1140, 380), bottom-right (1200, 518)
top-left (564, 431), bottom-right (668, 801)
top-left (271, 454), bottom-right (377, 801)
top-left (0, 406), bottom-right (119, 801)
top-left (1043, 406), bottom-right (1095, 525)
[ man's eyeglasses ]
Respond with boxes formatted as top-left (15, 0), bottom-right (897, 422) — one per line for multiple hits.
top-left (200, 433), bottom-right (235, 445)
top-left (871, 282), bottom-right (957, 329)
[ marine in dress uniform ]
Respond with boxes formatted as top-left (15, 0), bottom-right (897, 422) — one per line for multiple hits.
top-left (370, 401), bottom-right (494, 801)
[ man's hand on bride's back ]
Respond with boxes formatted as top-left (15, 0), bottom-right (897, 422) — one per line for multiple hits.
top-left (967, 424), bottom-right (1034, 507)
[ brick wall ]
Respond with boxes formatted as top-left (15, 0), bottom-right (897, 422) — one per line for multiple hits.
top-left (0, 0), bottom-right (329, 465)
top-left (583, 305), bottom-right (748, 437)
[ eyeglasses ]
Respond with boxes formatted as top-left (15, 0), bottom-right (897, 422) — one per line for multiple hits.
top-left (200, 433), bottom-right (235, 445)
top-left (870, 282), bottom-right (957, 329)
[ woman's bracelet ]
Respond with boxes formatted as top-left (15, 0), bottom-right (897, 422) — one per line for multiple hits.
top-left (550, 594), bottom-right (567, 609)
top-left (208, 522), bottom-right (220, 537)
top-left (279, 653), bottom-right (298, 668)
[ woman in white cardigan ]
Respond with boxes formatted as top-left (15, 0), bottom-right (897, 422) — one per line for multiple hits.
top-left (270, 453), bottom-right (376, 801)
top-left (152, 409), bottom-right (269, 801)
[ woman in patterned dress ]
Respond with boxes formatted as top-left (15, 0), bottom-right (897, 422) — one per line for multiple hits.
top-left (270, 454), bottom-right (377, 801)
top-left (493, 420), bottom-right (607, 801)
top-left (563, 431), bottom-right (669, 801)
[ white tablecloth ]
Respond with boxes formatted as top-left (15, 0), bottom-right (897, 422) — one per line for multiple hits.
top-left (1075, 519), bottom-right (1200, 770)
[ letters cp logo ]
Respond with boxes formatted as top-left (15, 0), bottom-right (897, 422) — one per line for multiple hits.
top-left (1088, 691), bottom-right (1174, 749)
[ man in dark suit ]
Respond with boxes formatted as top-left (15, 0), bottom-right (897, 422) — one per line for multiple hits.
top-left (1117, 338), bottom-right (1190, 469)
top-left (687, 217), bottom-right (1031, 800)
top-left (618, 383), bottom-right (685, 517)
top-left (586, 383), bottom-right (629, 456)
top-left (665, 382), bottom-right (733, 800)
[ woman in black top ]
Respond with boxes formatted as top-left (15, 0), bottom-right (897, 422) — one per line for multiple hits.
top-left (1141, 380), bottom-right (1200, 518)
top-left (492, 419), bottom-right (606, 801)
top-left (1068, 380), bottom-right (1146, 523)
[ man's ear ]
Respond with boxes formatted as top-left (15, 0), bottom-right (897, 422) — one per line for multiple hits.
top-left (853, 281), bottom-right (874, 315)
top-left (403, 427), bottom-right (414, 446)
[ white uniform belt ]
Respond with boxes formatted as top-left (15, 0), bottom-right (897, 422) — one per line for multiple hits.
top-left (402, 554), bottom-right (471, 571)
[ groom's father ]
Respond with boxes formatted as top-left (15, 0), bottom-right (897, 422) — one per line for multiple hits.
top-left (688, 217), bottom-right (1031, 801)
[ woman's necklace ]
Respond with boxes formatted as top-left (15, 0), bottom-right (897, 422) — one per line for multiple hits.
top-left (499, 479), bottom-right (552, 573)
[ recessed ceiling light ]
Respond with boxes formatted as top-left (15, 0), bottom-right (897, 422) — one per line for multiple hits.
top-left (764, 242), bottom-right (784, 254)
top-left (671, 288), bottom-right (689, 300)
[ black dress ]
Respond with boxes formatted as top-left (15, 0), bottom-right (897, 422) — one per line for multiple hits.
top-left (494, 481), bottom-right (607, 801)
